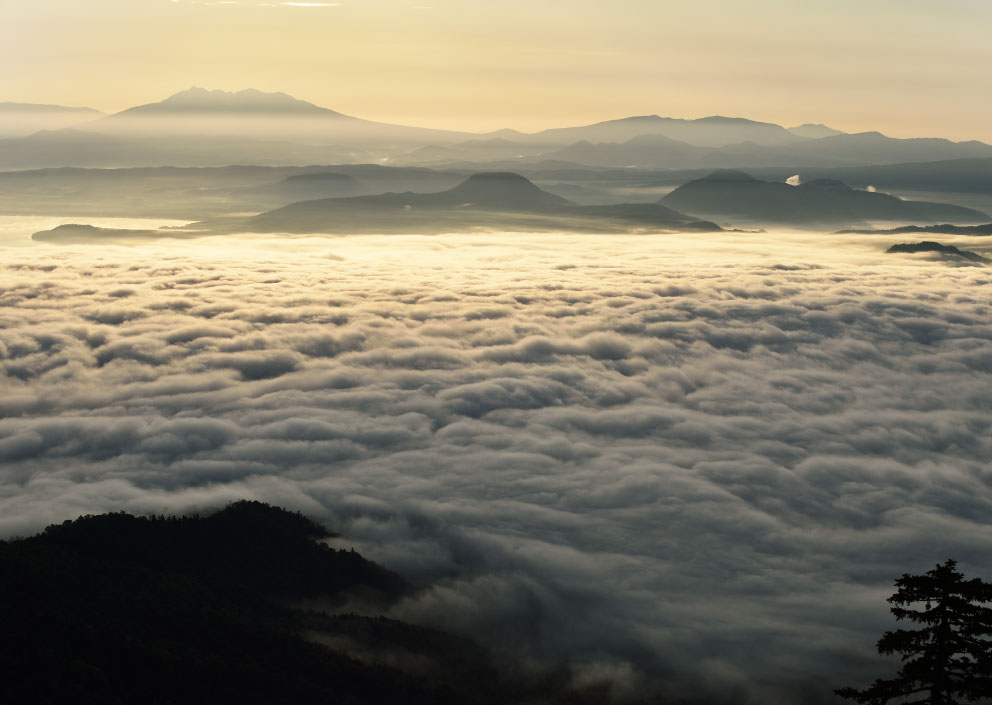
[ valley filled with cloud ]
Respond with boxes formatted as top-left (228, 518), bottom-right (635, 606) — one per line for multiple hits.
top-left (2, 226), bottom-right (991, 703)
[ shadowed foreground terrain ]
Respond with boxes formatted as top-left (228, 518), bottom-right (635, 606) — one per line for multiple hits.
top-left (0, 501), bottom-right (606, 705)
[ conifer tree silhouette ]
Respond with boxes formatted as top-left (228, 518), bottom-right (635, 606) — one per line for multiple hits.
top-left (837, 560), bottom-right (992, 705)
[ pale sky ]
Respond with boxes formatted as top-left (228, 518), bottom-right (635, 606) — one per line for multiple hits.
top-left (2, 0), bottom-right (991, 139)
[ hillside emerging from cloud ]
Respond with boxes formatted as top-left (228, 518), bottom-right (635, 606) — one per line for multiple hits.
top-left (1, 501), bottom-right (594, 704)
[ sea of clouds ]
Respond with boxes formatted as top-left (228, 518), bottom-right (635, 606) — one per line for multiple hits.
top-left (2, 223), bottom-right (991, 703)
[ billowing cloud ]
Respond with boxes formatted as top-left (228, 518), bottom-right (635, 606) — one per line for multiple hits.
top-left (1, 228), bottom-right (991, 703)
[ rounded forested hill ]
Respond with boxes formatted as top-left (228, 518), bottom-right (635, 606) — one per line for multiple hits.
top-left (0, 501), bottom-right (530, 705)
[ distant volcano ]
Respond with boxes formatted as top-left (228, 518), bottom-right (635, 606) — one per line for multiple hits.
top-left (75, 87), bottom-right (475, 147)
top-left (433, 172), bottom-right (574, 210)
top-left (107, 87), bottom-right (354, 119)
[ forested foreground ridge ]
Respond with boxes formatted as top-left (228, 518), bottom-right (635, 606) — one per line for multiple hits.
top-left (0, 501), bottom-right (612, 705)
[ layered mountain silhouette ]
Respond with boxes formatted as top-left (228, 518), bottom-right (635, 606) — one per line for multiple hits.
top-left (659, 170), bottom-right (989, 226)
top-left (0, 165), bottom-right (470, 220)
top-left (242, 172), bottom-right (720, 234)
top-left (839, 223), bottom-right (992, 236)
top-left (0, 101), bottom-right (103, 138)
top-left (3, 87), bottom-right (992, 171)
top-left (516, 132), bottom-right (992, 171)
top-left (758, 131), bottom-right (992, 166)
top-left (511, 114), bottom-right (803, 148)
top-left (539, 134), bottom-right (706, 169)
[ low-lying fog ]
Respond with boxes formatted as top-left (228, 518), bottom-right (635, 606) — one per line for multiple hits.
top-left (2, 221), bottom-right (991, 704)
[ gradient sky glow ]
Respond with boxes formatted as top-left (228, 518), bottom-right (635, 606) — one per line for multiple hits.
top-left (2, 0), bottom-right (991, 137)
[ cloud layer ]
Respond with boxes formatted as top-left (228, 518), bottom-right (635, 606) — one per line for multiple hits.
top-left (2, 228), bottom-right (991, 703)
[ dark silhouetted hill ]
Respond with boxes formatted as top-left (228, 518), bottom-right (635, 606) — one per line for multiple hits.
top-left (433, 171), bottom-right (574, 209)
top-left (886, 241), bottom-right (990, 264)
top-left (0, 501), bottom-right (654, 705)
top-left (759, 158), bottom-right (992, 195)
top-left (243, 172), bottom-right (720, 234)
top-left (26, 500), bottom-right (406, 600)
top-left (660, 170), bottom-right (989, 226)
top-left (0, 501), bottom-right (543, 705)
top-left (31, 223), bottom-right (183, 243)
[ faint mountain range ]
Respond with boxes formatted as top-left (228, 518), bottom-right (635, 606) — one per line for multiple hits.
top-left (838, 223), bottom-right (992, 236)
top-left (538, 134), bottom-right (706, 169)
top-left (0, 102), bottom-right (103, 138)
top-left (508, 114), bottom-right (804, 148)
top-left (3, 87), bottom-right (992, 171)
top-left (403, 132), bottom-right (992, 175)
top-left (659, 170), bottom-right (989, 226)
top-left (755, 131), bottom-right (992, 166)
top-left (524, 132), bottom-right (992, 171)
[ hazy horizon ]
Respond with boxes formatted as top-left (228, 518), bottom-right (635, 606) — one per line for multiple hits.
top-left (3, 0), bottom-right (992, 140)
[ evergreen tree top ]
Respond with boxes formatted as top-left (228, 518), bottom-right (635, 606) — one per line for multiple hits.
top-left (836, 560), bottom-right (992, 705)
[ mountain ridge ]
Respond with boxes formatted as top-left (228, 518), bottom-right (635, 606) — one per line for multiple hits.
top-left (660, 169), bottom-right (990, 227)
top-left (227, 171), bottom-right (723, 235)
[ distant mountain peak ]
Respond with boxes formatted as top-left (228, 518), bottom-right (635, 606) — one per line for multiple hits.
top-left (460, 171), bottom-right (535, 185)
top-left (452, 171), bottom-right (543, 193)
top-left (696, 116), bottom-right (762, 125)
top-left (113, 87), bottom-right (353, 118)
top-left (788, 123), bottom-right (846, 139)
top-left (164, 87), bottom-right (296, 103)
top-left (427, 172), bottom-right (575, 211)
